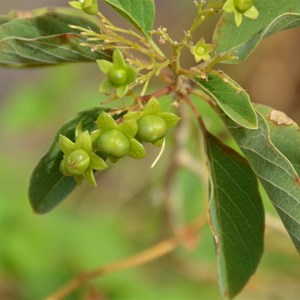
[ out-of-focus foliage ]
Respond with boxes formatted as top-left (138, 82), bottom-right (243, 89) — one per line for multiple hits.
top-left (0, 9), bottom-right (111, 67)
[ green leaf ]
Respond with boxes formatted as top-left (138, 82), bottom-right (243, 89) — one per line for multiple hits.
top-left (0, 10), bottom-right (111, 67)
top-left (29, 107), bottom-right (107, 214)
top-left (104, 0), bottom-right (155, 39)
top-left (255, 104), bottom-right (300, 176)
top-left (222, 111), bottom-right (300, 252)
top-left (214, 1), bottom-right (300, 63)
top-left (194, 71), bottom-right (258, 129)
top-left (207, 133), bottom-right (264, 299)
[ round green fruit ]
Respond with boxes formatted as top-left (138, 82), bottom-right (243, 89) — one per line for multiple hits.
top-left (108, 66), bottom-right (128, 87)
top-left (137, 115), bottom-right (168, 143)
top-left (64, 149), bottom-right (90, 176)
top-left (233, 0), bottom-right (254, 13)
top-left (96, 129), bottom-right (130, 158)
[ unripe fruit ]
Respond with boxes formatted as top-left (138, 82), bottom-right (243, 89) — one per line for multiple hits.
top-left (233, 0), bottom-right (254, 13)
top-left (64, 149), bottom-right (90, 176)
top-left (96, 129), bottom-right (130, 158)
top-left (108, 66), bottom-right (128, 86)
top-left (137, 115), bottom-right (168, 143)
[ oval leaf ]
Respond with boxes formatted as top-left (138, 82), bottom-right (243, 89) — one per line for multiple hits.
top-left (194, 71), bottom-right (258, 129)
top-left (104, 0), bottom-right (155, 39)
top-left (207, 133), bottom-right (264, 299)
top-left (222, 111), bottom-right (300, 253)
top-left (214, 1), bottom-right (300, 63)
top-left (0, 10), bottom-right (111, 67)
top-left (29, 107), bottom-right (107, 214)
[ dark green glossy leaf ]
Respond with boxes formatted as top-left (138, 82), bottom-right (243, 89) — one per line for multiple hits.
top-left (207, 133), bottom-right (264, 299)
top-left (255, 104), bottom-right (300, 175)
top-left (222, 111), bottom-right (300, 252)
top-left (194, 71), bottom-right (258, 129)
top-left (104, 0), bottom-right (155, 39)
top-left (0, 9), bottom-right (111, 67)
top-left (214, 0), bottom-right (300, 63)
top-left (29, 107), bottom-right (107, 214)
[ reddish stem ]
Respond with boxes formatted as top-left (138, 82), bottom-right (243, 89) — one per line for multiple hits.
top-left (140, 84), bottom-right (176, 104)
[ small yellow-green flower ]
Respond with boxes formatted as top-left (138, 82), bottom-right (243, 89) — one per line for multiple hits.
top-left (69, 0), bottom-right (99, 15)
top-left (97, 49), bottom-right (137, 98)
top-left (59, 125), bottom-right (107, 186)
top-left (223, 0), bottom-right (259, 27)
top-left (191, 38), bottom-right (215, 63)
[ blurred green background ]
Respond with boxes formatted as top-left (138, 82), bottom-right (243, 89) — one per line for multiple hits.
top-left (1, 1), bottom-right (300, 300)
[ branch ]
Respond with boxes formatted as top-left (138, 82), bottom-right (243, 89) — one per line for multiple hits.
top-left (45, 215), bottom-right (207, 300)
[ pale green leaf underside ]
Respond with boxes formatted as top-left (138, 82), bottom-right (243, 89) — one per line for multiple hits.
top-left (104, 0), bottom-right (155, 39)
top-left (207, 133), bottom-right (264, 299)
top-left (194, 72), bottom-right (258, 129)
top-left (214, 1), bottom-right (300, 63)
top-left (222, 112), bottom-right (300, 252)
top-left (0, 10), bottom-right (111, 67)
top-left (29, 107), bottom-right (107, 214)
top-left (255, 104), bottom-right (300, 176)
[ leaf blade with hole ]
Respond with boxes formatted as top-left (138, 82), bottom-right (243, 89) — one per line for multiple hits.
top-left (222, 111), bottom-right (300, 252)
top-left (255, 104), bottom-right (300, 176)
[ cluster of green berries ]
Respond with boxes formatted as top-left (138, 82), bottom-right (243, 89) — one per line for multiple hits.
top-left (59, 98), bottom-right (180, 186)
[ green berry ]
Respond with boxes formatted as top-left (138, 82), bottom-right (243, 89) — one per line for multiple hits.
top-left (96, 129), bottom-right (130, 158)
top-left (233, 0), bottom-right (254, 13)
top-left (64, 149), bottom-right (90, 176)
top-left (108, 66), bottom-right (128, 87)
top-left (137, 115), bottom-right (168, 143)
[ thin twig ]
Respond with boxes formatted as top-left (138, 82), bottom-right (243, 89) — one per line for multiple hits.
top-left (182, 94), bottom-right (207, 136)
top-left (140, 84), bottom-right (176, 104)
